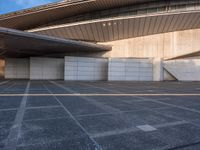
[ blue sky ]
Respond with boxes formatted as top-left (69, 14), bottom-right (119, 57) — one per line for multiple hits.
top-left (0, 0), bottom-right (61, 14)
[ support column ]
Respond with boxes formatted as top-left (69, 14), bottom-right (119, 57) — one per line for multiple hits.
top-left (153, 58), bottom-right (164, 81)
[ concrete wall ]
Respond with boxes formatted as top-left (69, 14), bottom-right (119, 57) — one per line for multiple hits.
top-left (65, 56), bottom-right (108, 81)
top-left (30, 57), bottom-right (64, 80)
top-left (108, 58), bottom-right (153, 81)
top-left (164, 59), bottom-right (200, 81)
top-left (0, 59), bottom-right (5, 79)
top-left (5, 58), bottom-right (30, 79)
top-left (101, 29), bottom-right (200, 59)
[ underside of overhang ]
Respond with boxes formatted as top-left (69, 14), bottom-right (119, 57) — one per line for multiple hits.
top-left (0, 27), bottom-right (111, 58)
top-left (28, 11), bottom-right (200, 42)
top-left (166, 50), bottom-right (200, 60)
top-left (0, 0), bottom-right (153, 30)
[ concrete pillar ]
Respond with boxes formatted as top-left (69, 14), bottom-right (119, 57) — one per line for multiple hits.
top-left (153, 58), bottom-right (164, 81)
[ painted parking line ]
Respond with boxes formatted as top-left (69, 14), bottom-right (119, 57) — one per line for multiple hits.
top-left (0, 80), bottom-right (10, 85)
top-left (91, 120), bottom-right (187, 138)
top-left (42, 82), bottom-right (103, 150)
top-left (0, 93), bottom-right (200, 96)
top-left (4, 81), bottom-right (30, 150)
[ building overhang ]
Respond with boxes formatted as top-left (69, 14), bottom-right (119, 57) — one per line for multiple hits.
top-left (0, 27), bottom-right (111, 58)
top-left (0, 0), bottom-right (152, 30)
top-left (28, 11), bottom-right (200, 42)
top-left (166, 50), bottom-right (200, 60)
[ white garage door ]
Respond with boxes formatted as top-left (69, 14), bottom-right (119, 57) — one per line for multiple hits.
top-left (30, 57), bottom-right (64, 80)
top-left (5, 58), bottom-right (30, 79)
top-left (65, 56), bottom-right (108, 81)
top-left (108, 58), bottom-right (153, 81)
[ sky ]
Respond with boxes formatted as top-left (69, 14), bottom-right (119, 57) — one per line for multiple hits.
top-left (0, 0), bottom-right (61, 14)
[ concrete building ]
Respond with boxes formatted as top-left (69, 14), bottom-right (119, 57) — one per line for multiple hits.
top-left (0, 0), bottom-right (200, 81)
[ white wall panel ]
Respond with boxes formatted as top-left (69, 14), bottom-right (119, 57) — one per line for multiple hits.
top-left (164, 59), bottom-right (200, 81)
top-left (65, 56), bottom-right (108, 81)
top-left (30, 57), bottom-right (64, 80)
top-left (5, 58), bottom-right (30, 79)
top-left (108, 58), bottom-right (153, 81)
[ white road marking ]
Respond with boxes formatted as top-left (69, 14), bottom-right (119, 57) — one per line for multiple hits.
top-left (0, 93), bottom-right (199, 96)
top-left (137, 124), bottom-right (157, 132)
